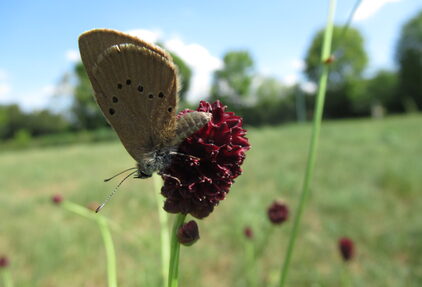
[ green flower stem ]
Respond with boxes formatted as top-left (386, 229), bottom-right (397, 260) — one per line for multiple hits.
top-left (245, 240), bottom-right (257, 287)
top-left (341, 263), bottom-right (352, 287)
top-left (279, 1), bottom-right (336, 286)
top-left (1, 270), bottom-right (13, 287)
top-left (167, 213), bottom-right (186, 287)
top-left (255, 225), bottom-right (274, 259)
top-left (62, 201), bottom-right (96, 220)
top-left (153, 174), bottom-right (170, 287)
top-left (97, 217), bottom-right (117, 287)
top-left (62, 201), bottom-right (117, 287)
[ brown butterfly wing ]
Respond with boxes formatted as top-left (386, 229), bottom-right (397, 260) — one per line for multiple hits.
top-left (78, 29), bottom-right (172, 83)
top-left (83, 43), bottom-right (178, 163)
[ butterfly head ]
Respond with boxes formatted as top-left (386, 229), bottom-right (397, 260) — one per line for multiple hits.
top-left (135, 148), bottom-right (175, 179)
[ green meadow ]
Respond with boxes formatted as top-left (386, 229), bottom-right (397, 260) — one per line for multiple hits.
top-left (1, 115), bottom-right (421, 287)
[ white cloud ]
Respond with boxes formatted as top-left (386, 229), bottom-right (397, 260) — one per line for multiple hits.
top-left (65, 49), bottom-right (81, 62)
top-left (291, 59), bottom-right (305, 71)
top-left (282, 74), bottom-right (298, 86)
top-left (0, 69), bottom-right (8, 81)
top-left (126, 29), bottom-right (163, 44)
top-left (0, 83), bottom-right (11, 99)
top-left (19, 84), bottom-right (56, 111)
top-left (300, 81), bottom-right (317, 94)
top-left (164, 36), bottom-right (223, 101)
top-left (0, 69), bottom-right (11, 101)
top-left (353, 0), bottom-right (402, 22)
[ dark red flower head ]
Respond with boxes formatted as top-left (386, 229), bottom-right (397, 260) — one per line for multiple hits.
top-left (177, 220), bottom-right (200, 246)
top-left (0, 256), bottom-right (9, 268)
top-left (267, 200), bottom-right (289, 224)
top-left (338, 237), bottom-right (355, 261)
top-left (51, 194), bottom-right (63, 205)
top-left (161, 100), bottom-right (250, 219)
top-left (244, 226), bottom-right (253, 239)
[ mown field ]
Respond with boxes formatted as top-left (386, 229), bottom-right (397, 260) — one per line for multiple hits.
top-left (0, 115), bottom-right (421, 287)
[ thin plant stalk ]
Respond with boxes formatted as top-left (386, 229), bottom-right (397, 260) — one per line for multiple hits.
top-left (255, 225), bottom-right (274, 258)
top-left (245, 240), bottom-right (257, 287)
top-left (97, 217), bottom-right (117, 287)
top-left (1, 270), bottom-right (13, 287)
top-left (62, 201), bottom-right (118, 287)
top-left (167, 213), bottom-right (186, 287)
top-left (153, 173), bottom-right (170, 287)
top-left (279, 0), bottom-right (336, 286)
top-left (341, 263), bottom-right (352, 287)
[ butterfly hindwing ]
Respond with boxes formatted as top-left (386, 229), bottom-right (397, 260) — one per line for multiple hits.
top-left (90, 43), bottom-right (178, 163)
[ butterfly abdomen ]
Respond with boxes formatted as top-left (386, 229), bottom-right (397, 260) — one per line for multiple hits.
top-left (172, 111), bottom-right (212, 146)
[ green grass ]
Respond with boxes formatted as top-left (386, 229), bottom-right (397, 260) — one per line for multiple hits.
top-left (1, 115), bottom-right (421, 287)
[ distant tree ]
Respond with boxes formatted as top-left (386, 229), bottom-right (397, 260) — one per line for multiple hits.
top-left (0, 105), bottom-right (25, 139)
top-left (238, 77), bottom-right (297, 126)
top-left (304, 26), bottom-right (368, 117)
top-left (0, 105), bottom-right (68, 140)
top-left (210, 51), bottom-right (254, 107)
top-left (396, 10), bottom-right (422, 111)
top-left (365, 70), bottom-right (399, 113)
top-left (169, 52), bottom-right (192, 103)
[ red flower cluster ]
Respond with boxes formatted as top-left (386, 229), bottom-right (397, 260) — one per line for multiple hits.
top-left (338, 237), bottom-right (355, 261)
top-left (244, 227), bottom-right (254, 239)
top-left (161, 100), bottom-right (250, 219)
top-left (177, 220), bottom-right (200, 246)
top-left (51, 194), bottom-right (63, 205)
top-left (267, 200), bottom-right (289, 224)
top-left (0, 256), bottom-right (9, 268)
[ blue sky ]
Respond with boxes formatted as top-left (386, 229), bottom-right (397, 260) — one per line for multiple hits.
top-left (0, 0), bottom-right (420, 111)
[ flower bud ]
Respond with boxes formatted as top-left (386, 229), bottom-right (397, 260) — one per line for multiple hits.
top-left (324, 55), bottom-right (335, 64)
top-left (0, 256), bottom-right (9, 268)
top-left (177, 220), bottom-right (200, 246)
top-left (244, 227), bottom-right (253, 239)
top-left (51, 194), bottom-right (63, 205)
top-left (338, 237), bottom-right (355, 261)
top-left (267, 200), bottom-right (289, 224)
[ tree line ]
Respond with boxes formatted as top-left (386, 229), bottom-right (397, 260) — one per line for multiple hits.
top-left (1, 10), bottom-right (421, 142)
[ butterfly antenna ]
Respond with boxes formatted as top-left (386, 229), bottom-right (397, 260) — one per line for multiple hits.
top-left (104, 167), bottom-right (137, 182)
top-left (96, 170), bottom-right (138, 213)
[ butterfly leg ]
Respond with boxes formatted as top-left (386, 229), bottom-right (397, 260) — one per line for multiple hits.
top-left (158, 172), bottom-right (182, 185)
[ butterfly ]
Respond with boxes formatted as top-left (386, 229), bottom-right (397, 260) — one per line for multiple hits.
top-left (78, 29), bottom-right (211, 184)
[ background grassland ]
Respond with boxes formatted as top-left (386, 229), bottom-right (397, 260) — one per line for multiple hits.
top-left (0, 115), bottom-right (421, 287)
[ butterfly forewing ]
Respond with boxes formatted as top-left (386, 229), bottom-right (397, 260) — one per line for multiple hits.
top-left (89, 43), bottom-right (178, 163)
top-left (78, 29), bottom-right (172, 84)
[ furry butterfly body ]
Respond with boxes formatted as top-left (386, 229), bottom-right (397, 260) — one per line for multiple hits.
top-left (78, 29), bottom-right (211, 178)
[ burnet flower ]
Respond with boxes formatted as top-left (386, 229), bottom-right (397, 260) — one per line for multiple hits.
top-left (267, 200), bottom-right (289, 225)
top-left (161, 100), bottom-right (250, 219)
top-left (338, 237), bottom-right (355, 261)
top-left (177, 220), bottom-right (200, 246)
